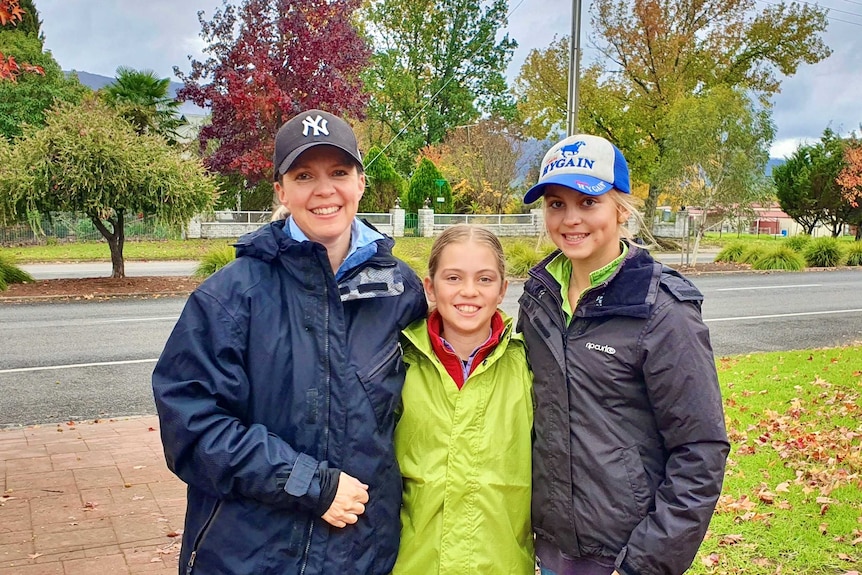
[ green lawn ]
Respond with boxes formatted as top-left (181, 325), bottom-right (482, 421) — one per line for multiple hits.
top-left (691, 345), bottom-right (862, 574)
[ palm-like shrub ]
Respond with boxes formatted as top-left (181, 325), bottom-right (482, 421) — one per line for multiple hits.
top-left (505, 240), bottom-right (555, 277)
top-left (738, 245), bottom-right (767, 266)
top-left (0, 253), bottom-right (35, 291)
top-left (803, 237), bottom-right (845, 267)
top-left (783, 234), bottom-right (811, 252)
top-left (194, 245), bottom-right (236, 278)
top-left (751, 246), bottom-right (806, 271)
top-left (715, 241), bottom-right (747, 263)
top-left (843, 242), bottom-right (862, 266)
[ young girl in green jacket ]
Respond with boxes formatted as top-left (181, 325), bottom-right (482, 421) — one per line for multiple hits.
top-left (392, 225), bottom-right (535, 575)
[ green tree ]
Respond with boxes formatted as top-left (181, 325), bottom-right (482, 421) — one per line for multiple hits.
top-left (0, 96), bottom-right (218, 277)
top-left (100, 66), bottom-right (186, 145)
top-left (361, 0), bottom-right (516, 175)
top-left (773, 130), bottom-right (847, 237)
top-left (0, 29), bottom-right (88, 139)
top-left (514, 0), bottom-right (830, 227)
top-left (661, 86), bottom-right (775, 260)
top-left (407, 157), bottom-right (452, 213)
top-left (362, 145), bottom-right (404, 213)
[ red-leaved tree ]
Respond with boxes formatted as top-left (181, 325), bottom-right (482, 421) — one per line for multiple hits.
top-left (835, 144), bottom-right (862, 240)
top-left (175, 0), bottom-right (370, 185)
top-left (0, 0), bottom-right (44, 81)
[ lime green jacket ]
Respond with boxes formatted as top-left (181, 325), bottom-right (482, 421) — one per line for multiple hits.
top-left (392, 313), bottom-right (534, 575)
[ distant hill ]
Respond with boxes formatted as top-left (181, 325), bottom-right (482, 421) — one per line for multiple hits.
top-left (65, 70), bottom-right (208, 117)
top-left (766, 157), bottom-right (784, 177)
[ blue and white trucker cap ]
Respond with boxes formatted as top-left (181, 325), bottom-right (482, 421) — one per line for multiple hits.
top-left (523, 134), bottom-right (631, 204)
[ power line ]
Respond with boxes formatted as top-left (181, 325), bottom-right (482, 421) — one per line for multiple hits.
top-left (756, 0), bottom-right (862, 27)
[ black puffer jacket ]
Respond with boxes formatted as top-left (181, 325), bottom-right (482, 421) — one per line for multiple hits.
top-left (518, 243), bottom-right (729, 575)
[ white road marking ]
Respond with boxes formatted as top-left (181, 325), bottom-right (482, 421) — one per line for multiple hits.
top-left (715, 284), bottom-right (821, 291)
top-left (0, 358), bottom-right (158, 374)
top-left (705, 309), bottom-right (862, 322)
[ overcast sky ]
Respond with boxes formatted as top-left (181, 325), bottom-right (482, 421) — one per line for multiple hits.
top-left (35, 0), bottom-right (862, 159)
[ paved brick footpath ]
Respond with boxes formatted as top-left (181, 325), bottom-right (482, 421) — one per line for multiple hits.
top-left (0, 416), bottom-right (185, 574)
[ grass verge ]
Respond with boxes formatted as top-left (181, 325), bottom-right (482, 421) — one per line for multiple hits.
top-left (690, 344), bottom-right (862, 574)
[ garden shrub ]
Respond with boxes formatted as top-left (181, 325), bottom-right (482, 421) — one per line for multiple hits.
top-left (0, 253), bottom-right (35, 291)
top-left (783, 233), bottom-right (811, 252)
top-left (803, 237), bottom-right (846, 267)
top-left (844, 241), bottom-right (862, 266)
top-left (194, 245), bottom-right (236, 278)
top-left (715, 241), bottom-right (747, 263)
top-left (738, 245), bottom-right (767, 265)
top-left (751, 246), bottom-right (806, 271)
top-left (505, 240), bottom-right (554, 277)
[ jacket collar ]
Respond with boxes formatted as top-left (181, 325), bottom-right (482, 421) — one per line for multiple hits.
top-left (527, 242), bottom-right (662, 319)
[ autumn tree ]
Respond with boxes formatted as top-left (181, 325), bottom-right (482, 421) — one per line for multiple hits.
top-left (0, 1), bottom-right (85, 140)
top-left (515, 0), bottom-right (830, 228)
top-left (360, 0), bottom-right (516, 175)
top-left (175, 0), bottom-right (370, 188)
top-left (835, 143), bottom-right (862, 240)
top-left (361, 145), bottom-right (403, 213)
top-left (661, 86), bottom-right (774, 261)
top-left (0, 97), bottom-right (218, 277)
top-left (427, 117), bottom-right (527, 214)
top-left (0, 0), bottom-right (38, 35)
top-left (408, 157), bottom-right (452, 214)
top-left (100, 66), bottom-right (186, 145)
top-left (0, 0), bottom-right (43, 81)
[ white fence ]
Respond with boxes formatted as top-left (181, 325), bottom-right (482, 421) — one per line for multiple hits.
top-left (187, 209), bottom-right (544, 239)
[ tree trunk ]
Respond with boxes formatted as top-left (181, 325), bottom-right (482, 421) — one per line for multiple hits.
top-left (91, 211), bottom-right (126, 278)
top-left (644, 182), bottom-right (660, 234)
top-left (856, 226), bottom-right (861, 241)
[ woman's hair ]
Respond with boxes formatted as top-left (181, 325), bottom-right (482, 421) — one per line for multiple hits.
top-left (271, 204), bottom-right (289, 221)
top-left (608, 190), bottom-right (655, 248)
top-left (428, 224), bottom-right (506, 279)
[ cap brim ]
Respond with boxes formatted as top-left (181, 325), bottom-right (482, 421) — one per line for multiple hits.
top-left (523, 174), bottom-right (613, 204)
top-left (275, 142), bottom-right (363, 180)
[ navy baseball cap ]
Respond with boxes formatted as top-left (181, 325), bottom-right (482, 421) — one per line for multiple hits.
top-left (273, 110), bottom-right (363, 180)
top-left (524, 134), bottom-right (631, 204)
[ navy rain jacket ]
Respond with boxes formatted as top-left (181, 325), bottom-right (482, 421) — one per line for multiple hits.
top-left (152, 220), bottom-right (427, 575)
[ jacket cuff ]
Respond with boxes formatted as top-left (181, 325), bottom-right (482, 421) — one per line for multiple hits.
top-left (315, 467), bottom-right (341, 515)
top-left (614, 546), bottom-right (638, 575)
top-left (285, 453), bottom-right (318, 497)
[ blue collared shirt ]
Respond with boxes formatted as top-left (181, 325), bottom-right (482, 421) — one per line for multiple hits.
top-left (286, 216), bottom-right (382, 280)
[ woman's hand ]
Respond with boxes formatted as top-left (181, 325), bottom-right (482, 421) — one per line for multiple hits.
top-left (321, 472), bottom-right (369, 528)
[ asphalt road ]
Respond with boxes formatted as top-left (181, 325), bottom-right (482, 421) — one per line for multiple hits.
top-left (2, 268), bottom-right (860, 426)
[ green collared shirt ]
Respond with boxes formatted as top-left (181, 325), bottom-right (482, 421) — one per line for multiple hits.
top-left (547, 242), bottom-right (628, 323)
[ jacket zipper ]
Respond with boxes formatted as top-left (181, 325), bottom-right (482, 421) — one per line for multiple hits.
top-left (300, 269), bottom-right (333, 575)
top-left (361, 342), bottom-right (402, 381)
top-left (185, 500), bottom-right (222, 574)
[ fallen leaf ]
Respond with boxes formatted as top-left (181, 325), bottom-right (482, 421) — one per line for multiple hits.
top-left (719, 534), bottom-right (744, 546)
top-left (28, 553), bottom-right (42, 559)
top-left (701, 553), bottom-right (720, 567)
top-left (775, 482), bottom-right (790, 492)
top-left (820, 523), bottom-right (829, 535)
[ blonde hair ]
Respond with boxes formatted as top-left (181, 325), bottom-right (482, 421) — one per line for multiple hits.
top-left (428, 225), bottom-right (506, 279)
top-left (608, 190), bottom-right (655, 247)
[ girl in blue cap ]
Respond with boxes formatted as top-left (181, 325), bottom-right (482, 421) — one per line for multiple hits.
top-left (518, 134), bottom-right (729, 575)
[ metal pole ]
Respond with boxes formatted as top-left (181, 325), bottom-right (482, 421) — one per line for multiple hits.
top-left (566, 0), bottom-right (583, 136)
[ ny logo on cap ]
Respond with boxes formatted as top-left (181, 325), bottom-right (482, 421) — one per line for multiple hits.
top-left (302, 114), bottom-right (329, 137)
